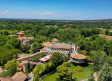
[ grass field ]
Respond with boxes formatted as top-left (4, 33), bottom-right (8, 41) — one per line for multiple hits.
top-left (43, 64), bottom-right (94, 81)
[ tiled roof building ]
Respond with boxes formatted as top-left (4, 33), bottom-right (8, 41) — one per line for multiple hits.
top-left (42, 38), bottom-right (79, 56)
top-left (70, 54), bottom-right (87, 64)
top-left (17, 31), bottom-right (34, 46)
top-left (0, 72), bottom-right (27, 81)
top-left (52, 38), bottom-right (58, 43)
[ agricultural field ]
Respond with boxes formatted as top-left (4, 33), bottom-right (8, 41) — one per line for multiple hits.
top-left (99, 34), bottom-right (112, 40)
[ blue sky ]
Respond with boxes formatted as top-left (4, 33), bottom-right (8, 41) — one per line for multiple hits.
top-left (0, 0), bottom-right (112, 20)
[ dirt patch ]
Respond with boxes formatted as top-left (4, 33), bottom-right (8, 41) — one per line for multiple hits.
top-left (99, 34), bottom-right (112, 40)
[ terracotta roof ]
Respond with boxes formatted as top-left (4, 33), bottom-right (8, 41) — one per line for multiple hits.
top-left (42, 42), bottom-right (51, 47)
top-left (50, 44), bottom-right (71, 49)
top-left (17, 31), bottom-right (25, 35)
top-left (17, 37), bottom-right (28, 41)
top-left (42, 42), bottom-right (72, 49)
top-left (12, 72), bottom-right (27, 81)
top-left (71, 54), bottom-right (86, 59)
top-left (26, 40), bottom-right (29, 41)
top-left (0, 72), bottom-right (27, 81)
top-left (17, 52), bottom-right (45, 62)
top-left (39, 55), bottom-right (51, 62)
top-left (0, 77), bottom-right (12, 81)
top-left (52, 38), bottom-right (58, 42)
top-left (22, 61), bottom-right (29, 64)
top-left (45, 51), bottom-right (69, 54)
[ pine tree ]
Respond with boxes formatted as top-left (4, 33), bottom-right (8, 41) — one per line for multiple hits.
top-left (98, 62), bottom-right (112, 81)
top-left (88, 73), bottom-right (94, 81)
top-left (30, 43), bottom-right (38, 54)
top-left (30, 42), bottom-right (42, 54)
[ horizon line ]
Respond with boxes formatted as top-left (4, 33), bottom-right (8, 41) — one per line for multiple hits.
top-left (0, 18), bottom-right (112, 21)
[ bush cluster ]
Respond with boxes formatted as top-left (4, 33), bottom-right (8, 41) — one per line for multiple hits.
top-left (75, 66), bottom-right (84, 72)
top-left (32, 53), bottom-right (46, 62)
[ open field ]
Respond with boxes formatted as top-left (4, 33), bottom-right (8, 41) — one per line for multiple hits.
top-left (43, 64), bottom-right (94, 81)
top-left (99, 34), bottom-right (112, 40)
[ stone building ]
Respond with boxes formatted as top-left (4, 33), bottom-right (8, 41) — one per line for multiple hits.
top-left (16, 38), bottom-right (86, 72)
top-left (17, 52), bottom-right (47, 72)
top-left (17, 31), bottom-right (34, 46)
top-left (70, 54), bottom-right (87, 64)
top-left (42, 38), bottom-right (79, 56)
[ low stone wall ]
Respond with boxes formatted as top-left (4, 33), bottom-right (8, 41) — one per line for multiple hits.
top-left (17, 51), bottom-right (47, 63)
top-left (40, 69), bottom-right (56, 79)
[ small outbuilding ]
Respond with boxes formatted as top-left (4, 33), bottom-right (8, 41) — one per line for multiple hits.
top-left (52, 38), bottom-right (58, 43)
top-left (70, 54), bottom-right (87, 64)
top-left (0, 72), bottom-right (27, 81)
top-left (12, 72), bottom-right (27, 81)
top-left (39, 55), bottom-right (51, 63)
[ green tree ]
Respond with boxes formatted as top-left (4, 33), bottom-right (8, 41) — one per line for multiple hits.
top-left (4, 59), bottom-right (18, 76)
top-left (105, 29), bottom-right (109, 35)
top-left (0, 45), bottom-right (21, 65)
top-left (57, 63), bottom-right (73, 81)
top-left (98, 62), bottom-right (112, 81)
top-left (103, 41), bottom-right (112, 56)
top-left (33, 72), bottom-right (39, 81)
top-left (90, 51), bottom-right (107, 71)
top-left (75, 66), bottom-right (84, 72)
top-left (88, 73), bottom-right (94, 81)
top-left (50, 52), bottom-right (66, 66)
top-left (107, 56), bottom-right (112, 65)
top-left (80, 50), bottom-right (88, 55)
top-left (0, 34), bottom-right (7, 46)
top-left (7, 37), bottom-right (21, 49)
top-left (0, 70), bottom-right (8, 77)
top-left (30, 42), bottom-right (42, 54)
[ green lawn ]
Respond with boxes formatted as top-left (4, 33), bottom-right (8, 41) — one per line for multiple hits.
top-left (43, 64), bottom-right (94, 81)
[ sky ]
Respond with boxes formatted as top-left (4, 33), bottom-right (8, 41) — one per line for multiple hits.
top-left (0, 0), bottom-right (112, 20)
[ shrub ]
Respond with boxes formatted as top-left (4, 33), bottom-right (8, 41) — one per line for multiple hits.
top-left (80, 50), bottom-right (88, 55)
top-left (32, 53), bottom-right (46, 62)
top-left (0, 71), bottom-right (8, 77)
top-left (75, 66), bottom-right (84, 72)
top-left (87, 56), bottom-right (91, 62)
top-left (33, 62), bottom-right (55, 80)
top-left (50, 52), bottom-right (68, 67)
top-left (32, 56), bottom-right (41, 62)
top-left (62, 62), bottom-right (70, 67)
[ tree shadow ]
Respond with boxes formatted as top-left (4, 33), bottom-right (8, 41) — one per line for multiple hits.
top-left (72, 77), bottom-right (78, 81)
top-left (72, 62), bottom-right (89, 67)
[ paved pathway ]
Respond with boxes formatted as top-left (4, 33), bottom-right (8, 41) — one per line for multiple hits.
top-left (81, 78), bottom-right (88, 81)
top-left (29, 61), bottom-right (44, 65)
top-left (19, 54), bottom-right (30, 58)
top-left (68, 59), bottom-right (72, 63)
top-left (0, 68), bottom-right (3, 72)
top-left (93, 72), bottom-right (97, 81)
top-left (28, 72), bottom-right (33, 81)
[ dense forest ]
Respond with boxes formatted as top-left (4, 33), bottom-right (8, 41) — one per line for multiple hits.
top-left (0, 19), bottom-right (112, 62)
top-left (0, 19), bottom-right (112, 80)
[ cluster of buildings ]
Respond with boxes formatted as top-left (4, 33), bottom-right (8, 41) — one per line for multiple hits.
top-left (17, 31), bottom-right (34, 46)
top-left (42, 38), bottom-right (79, 56)
top-left (42, 38), bottom-right (87, 64)
top-left (0, 32), bottom-right (87, 81)
top-left (16, 38), bottom-right (87, 72)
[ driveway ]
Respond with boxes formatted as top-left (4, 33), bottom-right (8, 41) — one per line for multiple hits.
top-left (28, 72), bottom-right (33, 81)
top-left (0, 68), bottom-right (3, 73)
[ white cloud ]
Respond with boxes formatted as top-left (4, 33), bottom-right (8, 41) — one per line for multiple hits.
top-left (0, 10), bottom-right (62, 19)
top-left (40, 11), bottom-right (54, 16)
top-left (1, 10), bottom-right (9, 14)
